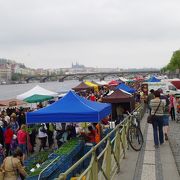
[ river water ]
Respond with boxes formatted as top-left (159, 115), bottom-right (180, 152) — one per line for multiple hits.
top-left (0, 80), bottom-right (80, 100)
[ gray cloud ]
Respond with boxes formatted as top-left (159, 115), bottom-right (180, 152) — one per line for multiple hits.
top-left (0, 0), bottom-right (180, 68)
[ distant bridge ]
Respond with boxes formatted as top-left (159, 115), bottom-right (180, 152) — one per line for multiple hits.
top-left (24, 70), bottom-right (160, 83)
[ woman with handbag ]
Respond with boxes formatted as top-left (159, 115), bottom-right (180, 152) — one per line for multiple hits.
top-left (1, 148), bottom-right (27, 180)
top-left (150, 90), bottom-right (165, 148)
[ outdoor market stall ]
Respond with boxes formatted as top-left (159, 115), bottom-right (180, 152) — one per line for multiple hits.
top-left (115, 83), bottom-right (136, 94)
top-left (108, 80), bottom-right (119, 86)
top-left (16, 85), bottom-right (58, 100)
top-left (72, 82), bottom-right (94, 92)
top-left (25, 90), bottom-right (112, 179)
top-left (24, 94), bottom-right (54, 103)
top-left (147, 76), bottom-right (161, 82)
top-left (84, 80), bottom-right (99, 92)
top-left (0, 98), bottom-right (26, 107)
top-left (102, 89), bottom-right (135, 120)
top-left (93, 80), bottom-right (108, 86)
top-left (26, 90), bottom-right (111, 124)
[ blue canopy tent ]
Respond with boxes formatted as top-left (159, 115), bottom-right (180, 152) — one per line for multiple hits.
top-left (115, 83), bottom-right (136, 94)
top-left (26, 91), bottom-right (111, 124)
top-left (147, 76), bottom-right (161, 82)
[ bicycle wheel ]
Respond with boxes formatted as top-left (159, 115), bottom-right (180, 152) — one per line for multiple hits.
top-left (127, 126), bottom-right (143, 151)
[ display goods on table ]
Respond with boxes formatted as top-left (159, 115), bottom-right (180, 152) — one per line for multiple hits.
top-left (25, 138), bottom-right (83, 180)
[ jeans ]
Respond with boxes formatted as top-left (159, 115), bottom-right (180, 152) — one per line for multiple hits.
top-left (152, 116), bottom-right (164, 145)
top-left (19, 144), bottom-right (27, 154)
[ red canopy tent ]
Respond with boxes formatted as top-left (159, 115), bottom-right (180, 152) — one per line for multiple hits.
top-left (108, 80), bottom-right (119, 86)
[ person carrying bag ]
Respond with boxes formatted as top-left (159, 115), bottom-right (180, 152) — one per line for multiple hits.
top-left (147, 101), bottom-right (161, 124)
top-left (1, 149), bottom-right (27, 180)
top-left (149, 90), bottom-right (165, 148)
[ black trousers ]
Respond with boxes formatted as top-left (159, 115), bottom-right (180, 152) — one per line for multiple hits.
top-left (39, 137), bottom-right (47, 152)
top-left (5, 144), bottom-right (10, 157)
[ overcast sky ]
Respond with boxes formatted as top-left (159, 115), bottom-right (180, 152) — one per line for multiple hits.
top-left (0, 0), bottom-right (180, 69)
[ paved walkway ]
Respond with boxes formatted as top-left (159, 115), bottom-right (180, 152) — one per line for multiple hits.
top-left (169, 119), bottom-right (180, 174)
top-left (115, 113), bottom-right (180, 180)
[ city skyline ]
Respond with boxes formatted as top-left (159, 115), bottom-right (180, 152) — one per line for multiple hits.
top-left (0, 0), bottom-right (180, 69)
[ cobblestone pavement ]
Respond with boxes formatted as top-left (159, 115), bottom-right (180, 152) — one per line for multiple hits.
top-left (122, 114), bottom-right (180, 180)
top-left (129, 113), bottom-right (179, 180)
top-left (169, 120), bottom-right (180, 175)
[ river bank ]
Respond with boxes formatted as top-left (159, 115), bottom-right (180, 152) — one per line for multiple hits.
top-left (0, 80), bottom-right (80, 100)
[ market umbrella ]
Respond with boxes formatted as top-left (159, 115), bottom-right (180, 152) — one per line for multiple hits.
top-left (24, 94), bottom-right (54, 103)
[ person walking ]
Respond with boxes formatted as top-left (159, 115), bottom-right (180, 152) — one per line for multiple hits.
top-left (147, 89), bottom-right (155, 114)
top-left (1, 148), bottom-right (27, 180)
top-left (169, 94), bottom-right (176, 121)
top-left (160, 94), bottom-right (170, 141)
top-left (150, 90), bottom-right (165, 148)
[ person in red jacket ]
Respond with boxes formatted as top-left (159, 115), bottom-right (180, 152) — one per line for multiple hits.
top-left (89, 93), bottom-right (96, 101)
top-left (4, 125), bottom-right (13, 156)
top-left (80, 125), bottom-right (96, 144)
top-left (17, 124), bottom-right (27, 161)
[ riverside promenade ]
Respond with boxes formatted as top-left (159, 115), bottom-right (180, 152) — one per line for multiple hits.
top-left (114, 112), bottom-right (180, 180)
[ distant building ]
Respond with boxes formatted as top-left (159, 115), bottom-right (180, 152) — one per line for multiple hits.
top-left (0, 64), bottom-right (11, 81)
top-left (72, 62), bottom-right (85, 69)
top-left (36, 68), bottom-right (48, 76)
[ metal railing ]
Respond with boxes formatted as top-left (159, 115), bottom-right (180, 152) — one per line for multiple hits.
top-left (57, 103), bottom-right (145, 180)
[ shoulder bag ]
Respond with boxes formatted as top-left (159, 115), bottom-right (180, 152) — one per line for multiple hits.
top-left (147, 100), bottom-right (161, 124)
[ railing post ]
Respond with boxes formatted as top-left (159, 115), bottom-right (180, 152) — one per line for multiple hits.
top-left (122, 120), bottom-right (128, 158)
top-left (90, 149), bottom-right (98, 180)
top-left (114, 128), bottom-right (121, 173)
top-left (58, 173), bottom-right (66, 180)
top-left (105, 138), bottom-right (112, 180)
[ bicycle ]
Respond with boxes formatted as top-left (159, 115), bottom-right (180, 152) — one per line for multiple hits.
top-left (126, 111), bottom-right (144, 151)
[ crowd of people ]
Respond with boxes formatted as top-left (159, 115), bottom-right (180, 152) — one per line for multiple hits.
top-left (0, 83), bottom-right (144, 155)
top-left (0, 80), bottom-right (179, 179)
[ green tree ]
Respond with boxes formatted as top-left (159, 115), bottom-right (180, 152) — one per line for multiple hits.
top-left (163, 50), bottom-right (180, 72)
top-left (11, 73), bottom-right (22, 81)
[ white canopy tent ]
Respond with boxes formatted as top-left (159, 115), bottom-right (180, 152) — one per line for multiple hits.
top-left (94, 80), bottom-right (108, 86)
top-left (16, 85), bottom-right (58, 100)
top-left (119, 77), bottom-right (129, 82)
top-left (107, 89), bottom-right (132, 96)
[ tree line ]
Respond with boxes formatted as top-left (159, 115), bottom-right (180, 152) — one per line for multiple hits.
top-left (162, 50), bottom-right (180, 72)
